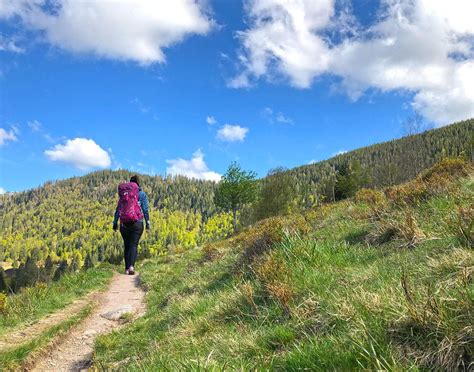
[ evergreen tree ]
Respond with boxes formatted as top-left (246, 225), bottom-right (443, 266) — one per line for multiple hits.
top-left (24, 256), bottom-right (39, 287)
top-left (53, 260), bottom-right (68, 281)
top-left (84, 253), bottom-right (94, 270)
top-left (254, 167), bottom-right (297, 220)
top-left (70, 256), bottom-right (79, 272)
top-left (14, 263), bottom-right (26, 292)
top-left (0, 267), bottom-right (8, 293)
top-left (215, 162), bottom-right (258, 229)
top-left (335, 161), bottom-right (371, 200)
top-left (40, 255), bottom-right (55, 282)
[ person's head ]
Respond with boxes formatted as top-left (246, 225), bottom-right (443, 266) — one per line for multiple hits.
top-left (130, 175), bottom-right (140, 186)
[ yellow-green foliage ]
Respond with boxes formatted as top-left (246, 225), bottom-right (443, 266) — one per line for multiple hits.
top-left (355, 188), bottom-right (387, 207)
top-left (201, 213), bottom-right (234, 242)
top-left (421, 157), bottom-right (472, 182)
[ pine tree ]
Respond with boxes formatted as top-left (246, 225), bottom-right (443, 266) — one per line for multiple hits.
top-left (0, 267), bottom-right (8, 293)
top-left (53, 260), bottom-right (68, 281)
top-left (84, 253), bottom-right (94, 270)
top-left (254, 167), bottom-right (297, 220)
top-left (24, 256), bottom-right (39, 287)
top-left (14, 263), bottom-right (26, 292)
top-left (70, 256), bottom-right (79, 272)
top-left (41, 255), bottom-right (55, 282)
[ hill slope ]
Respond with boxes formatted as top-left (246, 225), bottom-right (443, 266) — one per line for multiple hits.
top-left (287, 118), bottom-right (473, 200)
top-left (94, 159), bottom-right (474, 370)
top-left (0, 119), bottom-right (471, 271)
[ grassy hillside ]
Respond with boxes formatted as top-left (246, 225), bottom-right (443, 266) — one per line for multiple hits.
top-left (93, 159), bottom-right (473, 370)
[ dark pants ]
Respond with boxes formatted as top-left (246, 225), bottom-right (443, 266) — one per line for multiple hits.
top-left (120, 221), bottom-right (144, 270)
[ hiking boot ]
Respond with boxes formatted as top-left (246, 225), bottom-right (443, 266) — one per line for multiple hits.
top-left (128, 266), bottom-right (135, 275)
top-left (125, 269), bottom-right (129, 275)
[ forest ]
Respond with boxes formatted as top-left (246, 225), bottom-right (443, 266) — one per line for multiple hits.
top-left (0, 119), bottom-right (472, 293)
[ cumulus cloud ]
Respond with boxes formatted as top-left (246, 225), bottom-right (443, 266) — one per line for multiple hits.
top-left (166, 149), bottom-right (221, 182)
top-left (0, 127), bottom-right (18, 145)
top-left (0, 187), bottom-right (6, 194)
top-left (206, 115), bottom-right (217, 125)
top-left (233, 0), bottom-right (474, 126)
top-left (45, 137), bottom-right (111, 170)
top-left (216, 124), bottom-right (249, 142)
top-left (0, 0), bottom-right (213, 64)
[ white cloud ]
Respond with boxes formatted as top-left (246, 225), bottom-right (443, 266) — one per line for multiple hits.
top-left (45, 137), bottom-right (111, 170)
top-left (332, 150), bottom-right (347, 156)
top-left (0, 127), bottom-right (18, 145)
top-left (216, 124), bottom-right (249, 142)
top-left (206, 115), bottom-right (217, 125)
top-left (131, 97), bottom-right (150, 114)
top-left (0, 35), bottom-right (24, 53)
top-left (0, 0), bottom-right (214, 64)
top-left (166, 149), bottom-right (221, 182)
top-left (27, 119), bottom-right (42, 132)
top-left (262, 107), bottom-right (294, 124)
top-left (0, 187), bottom-right (6, 194)
top-left (233, 0), bottom-right (474, 126)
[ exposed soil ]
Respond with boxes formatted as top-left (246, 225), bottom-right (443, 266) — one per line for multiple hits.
top-left (30, 272), bottom-right (146, 371)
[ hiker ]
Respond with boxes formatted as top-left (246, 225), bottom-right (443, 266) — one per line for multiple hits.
top-left (113, 175), bottom-right (150, 275)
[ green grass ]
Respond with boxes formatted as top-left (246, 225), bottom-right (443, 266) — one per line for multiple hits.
top-left (0, 265), bottom-right (113, 336)
top-left (93, 175), bottom-right (473, 370)
top-left (0, 303), bottom-right (93, 371)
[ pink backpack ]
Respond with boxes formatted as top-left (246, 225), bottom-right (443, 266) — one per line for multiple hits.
top-left (117, 182), bottom-right (143, 224)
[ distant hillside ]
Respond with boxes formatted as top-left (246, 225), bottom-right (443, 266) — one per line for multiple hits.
top-left (286, 118), bottom-right (473, 201)
top-left (0, 119), bottom-right (471, 271)
top-left (0, 172), bottom-right (230, 276)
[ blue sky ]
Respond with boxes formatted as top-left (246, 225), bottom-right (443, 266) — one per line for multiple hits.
top-left (1, 0), bottom-right (473, 193)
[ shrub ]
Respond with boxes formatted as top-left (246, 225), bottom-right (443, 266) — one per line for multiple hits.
top-left (355, 188), bottom-right (388, 217)
top-left (254, 253), bottom-right (294, 316)
top-left (385, 158), bottom-right (473, 206)
top-left (454, 204), bottom-right (474, 248)
top-left (366, 210), bottom-right (426, 248)
top-left (236, 214), bottom-right (310, 266)
top-left (384, 181), bottom-right (429, 206)
top-left (421, 157), bottom-right (472, 182)
top-left (303, 204), bottom-right (334, 229)
top-left (201, 243), bottom-right (221, 262)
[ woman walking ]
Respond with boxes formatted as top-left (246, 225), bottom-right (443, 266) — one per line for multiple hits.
top-left (113, 175), bottom-right (150, 275)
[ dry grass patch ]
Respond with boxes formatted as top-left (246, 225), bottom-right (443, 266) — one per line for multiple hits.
top-left (366, 210), bottom-right (427, 248)
top-left (385, 158), bottom-right (473, 206)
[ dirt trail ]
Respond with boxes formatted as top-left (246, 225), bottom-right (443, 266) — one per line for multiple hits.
top-left (0, 291), bottom-right (101, 350)
top-left (32, 273), bottom-right (146, 371)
